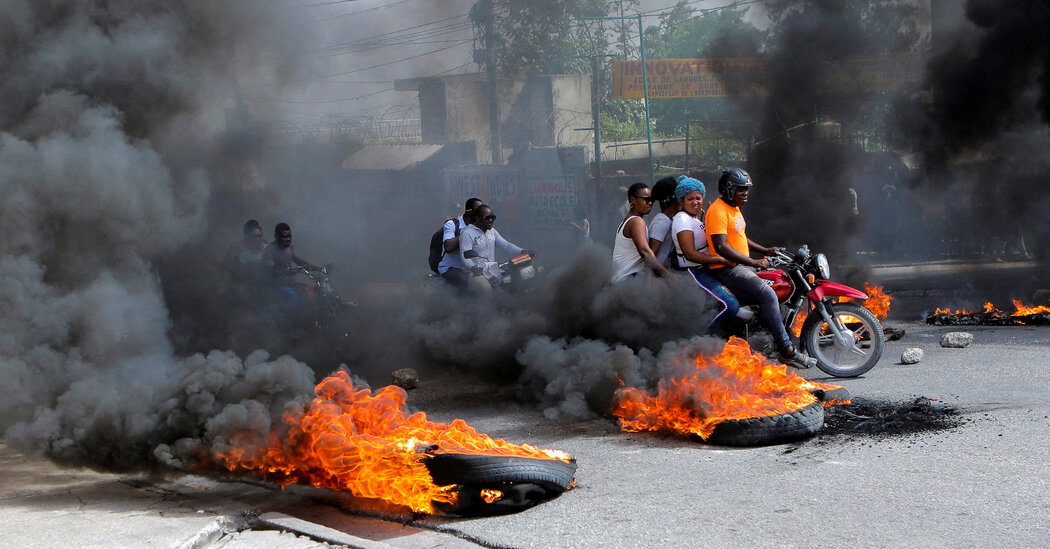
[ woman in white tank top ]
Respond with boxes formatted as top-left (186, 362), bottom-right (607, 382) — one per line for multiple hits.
top-left (611, 182), bottom-right (670, 283)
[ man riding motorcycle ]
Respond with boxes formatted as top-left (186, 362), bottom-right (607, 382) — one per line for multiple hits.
top-left (459, 204), bottom-right (534, 289)
top-left (705, 168), bottom-right (817, 370)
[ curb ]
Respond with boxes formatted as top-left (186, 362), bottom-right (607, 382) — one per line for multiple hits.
top-left (257, 512), bottom-right (399, 549)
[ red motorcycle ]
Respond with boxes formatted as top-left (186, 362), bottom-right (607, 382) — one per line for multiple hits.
top-left (738, 245), bottom-right (884, 377)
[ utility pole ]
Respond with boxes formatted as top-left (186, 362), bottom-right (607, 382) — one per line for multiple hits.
top-left (578, 13), bottom-right (654, 180)
top-left (591, 56), bottom-right (603, 182)
top-left (637, 13), bottom-right (653, 181)
top-left (482, 0), bottom-right (502, 164)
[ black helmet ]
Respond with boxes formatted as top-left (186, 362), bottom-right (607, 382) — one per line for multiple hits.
top-left (718, 167), bottom-right (753, 203)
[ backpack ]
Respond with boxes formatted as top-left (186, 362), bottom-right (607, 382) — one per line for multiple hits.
top-left (428, 218), bottom-right (461, 273)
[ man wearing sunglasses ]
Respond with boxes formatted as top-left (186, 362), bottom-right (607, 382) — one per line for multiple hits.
top-left (459, 204), bottom-right (533, 287)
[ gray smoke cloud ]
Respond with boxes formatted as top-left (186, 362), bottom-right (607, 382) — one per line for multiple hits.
top-left (0, 0), bottom-right (728, 474)
top-left (0, 0), bottom-right (323, 471)
top-left (14, 0), bottom-right (1045, 482)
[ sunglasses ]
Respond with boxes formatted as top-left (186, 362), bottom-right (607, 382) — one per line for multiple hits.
top-left (482, 215), bottom-right (497, 221)
top-left (631, 195), bottom-right (655, 204)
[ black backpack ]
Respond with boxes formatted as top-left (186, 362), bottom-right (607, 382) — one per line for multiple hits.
top-left (428, 218), bottom-right (461, 273)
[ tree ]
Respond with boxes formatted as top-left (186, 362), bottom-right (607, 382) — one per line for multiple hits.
top-left (642, 3), bottom-right (764, 137)
top-left (470, 0), bottom-right (618, 76)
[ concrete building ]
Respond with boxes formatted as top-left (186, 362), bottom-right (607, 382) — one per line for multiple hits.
top-left (395, 72), bottom-right (593, 165)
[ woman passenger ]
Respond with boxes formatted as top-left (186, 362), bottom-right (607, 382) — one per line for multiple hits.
top-left (611, 182), bottom-right (670, 283)
top-left (647, 176), bottom-right (681, 271)
top-left (670, 177), bottom-right (739, 337)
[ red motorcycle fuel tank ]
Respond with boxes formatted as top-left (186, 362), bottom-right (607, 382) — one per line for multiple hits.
top-left (757, 269), bottom-right (793, 301)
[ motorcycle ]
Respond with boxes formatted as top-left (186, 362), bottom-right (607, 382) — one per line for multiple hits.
top-left (737, 245), bottom-right (884, 378)
top-left (286, 263), bottom-right (355, 321)
top-left (461, 251), bottom-right (541, 292)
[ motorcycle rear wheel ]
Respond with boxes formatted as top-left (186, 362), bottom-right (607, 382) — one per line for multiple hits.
top-left (801, 302), bottom-right (884, 378)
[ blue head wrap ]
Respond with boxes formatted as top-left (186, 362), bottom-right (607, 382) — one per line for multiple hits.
top-left (674, 175), bottom-right (705, 202)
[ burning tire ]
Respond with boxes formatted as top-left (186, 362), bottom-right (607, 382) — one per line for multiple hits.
top-left (705, 401), bottom-right (825, 447)
top-left (811, 386), bottom-right (852, 403)
top-left (423, 453), bottom-right (577, 516)
top-left (801, 302), bottom-right (884, 378)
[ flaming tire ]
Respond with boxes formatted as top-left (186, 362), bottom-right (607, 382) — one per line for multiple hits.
top-left (423, 454), bottom-right (577, 516)
top-left (705, 401), bottom-right (825, 447)
top-left (801, 302), bottom-right (884, 378)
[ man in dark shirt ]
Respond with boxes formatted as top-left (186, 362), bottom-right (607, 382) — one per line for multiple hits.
top-left (263, 223), bottom-right (320, 302)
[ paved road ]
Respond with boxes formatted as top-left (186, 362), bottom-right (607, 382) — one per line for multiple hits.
top-left (403, 320), bottom-right (1050, 548)
top-left (5, 321), bottom-right (1049, 548)
top-left (4, 260), bottom-right (1049, 548)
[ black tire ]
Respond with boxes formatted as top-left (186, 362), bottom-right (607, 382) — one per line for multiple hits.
top-left (423, 454), bottom-right (577, 516)
top-left (423, 453), bottom-right (577, 491)
top-left (705, 400), bottom-right (825, 447)
top-left (811, 386), bottom-right (852, 403)
top-left (801, 302), bottom-right (884, 378)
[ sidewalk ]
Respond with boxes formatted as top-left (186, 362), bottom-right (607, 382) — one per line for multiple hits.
top-left (0, 443), bottom-right (480, 548)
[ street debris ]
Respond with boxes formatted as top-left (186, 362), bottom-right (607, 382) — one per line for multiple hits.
top-left (900, 348), bottom-right (924, 364)
top-left (816, 397), bottom-right (963, 440)
top-left (940, 332), bottom-right (974, 348)
top-left (391, 368), bottom-right (420, 390)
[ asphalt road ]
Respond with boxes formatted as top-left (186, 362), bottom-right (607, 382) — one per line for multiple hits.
top-left (4, 260), bottom-right (1050, 548)
top-left (404, 321), bottom-right (1050, 548)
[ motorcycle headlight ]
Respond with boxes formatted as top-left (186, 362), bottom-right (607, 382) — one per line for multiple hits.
top-left (815, 253), bottom-right (830, 279)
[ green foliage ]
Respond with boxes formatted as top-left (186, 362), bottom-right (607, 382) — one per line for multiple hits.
top-left (638, 4), bottom-right (763, 136)
top-left (599, 99), bottom-right (649, 141)
top-left (472, 0), bottom-right (621, 76)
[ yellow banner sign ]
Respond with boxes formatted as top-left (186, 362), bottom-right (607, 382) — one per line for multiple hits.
top-left (612, 58), bottom-right (767, 99)
top-left (612, 55), bottom-right (924, 99)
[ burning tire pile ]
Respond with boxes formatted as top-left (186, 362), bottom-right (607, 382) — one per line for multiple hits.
top-left (613, 337), bottom-right (850, 447)
top-left (925, 301), bottom-right (1050, 326)
top-left (207, 371), bottom-right (577, 517)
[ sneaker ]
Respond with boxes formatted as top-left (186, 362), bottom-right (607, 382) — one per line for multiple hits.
top-left (781, 349), bottom-right (817, 369)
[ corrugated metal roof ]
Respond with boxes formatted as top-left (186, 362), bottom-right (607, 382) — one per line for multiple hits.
top-left (342, 144), bottom-right (446, 171)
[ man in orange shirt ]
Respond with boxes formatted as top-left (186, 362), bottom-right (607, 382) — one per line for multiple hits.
top-left (705, 168), bottom-right (816, 369)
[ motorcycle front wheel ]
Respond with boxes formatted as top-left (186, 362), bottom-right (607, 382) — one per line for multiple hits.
top-left (800, 302), bottom-right (884, 377)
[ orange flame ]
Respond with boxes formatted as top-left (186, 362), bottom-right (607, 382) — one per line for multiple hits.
top-left (611, 337), bottom-right (843, 440)
top-left (1011, 299), bottom-right (1050, 316)
top-left (863, 283), bottom-right (891, 320)
top-left (933, 300), bottom-right (1049, 318)
top-left (791, 282), bottom-right (889, 336)
top-left (211, 371), bottom-right (570, 514)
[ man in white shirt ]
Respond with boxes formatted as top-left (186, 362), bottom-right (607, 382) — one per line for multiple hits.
top-left (459, 204), bottom-right (532, 286)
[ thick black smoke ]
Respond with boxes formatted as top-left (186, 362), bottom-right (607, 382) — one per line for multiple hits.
top-left (24, 0), bottom-right (1046, 480)
top-left (0, 0), bottom-right (728, 474)
top-left (890, 0), bottom-right (1050, 263)
top-left (738, 1), bottom-right (923, 264)
top-left (0, 0), bottom-right (322, 471)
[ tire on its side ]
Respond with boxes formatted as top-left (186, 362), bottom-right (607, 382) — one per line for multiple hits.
top-left (423, 453), bottom-right (577, 516)
top-left (705, 400), bottom-right (825, 447)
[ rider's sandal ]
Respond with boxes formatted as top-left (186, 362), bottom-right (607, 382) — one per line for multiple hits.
top-left (781, 349), bottom-right (817, 369)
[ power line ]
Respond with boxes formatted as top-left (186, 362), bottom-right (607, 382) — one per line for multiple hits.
top-left (319, 0), bottom-right (418, 20)
top-left (249, 58), bottom-right (475, 106)
top-left (317, 13), bottom-right (469, 52)
top-left (295, 0), bottom-right (366, 7)
top-left (318, 22), bottom-right (474, 57)
top-left (313, 39), bottom-right (474, 80)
